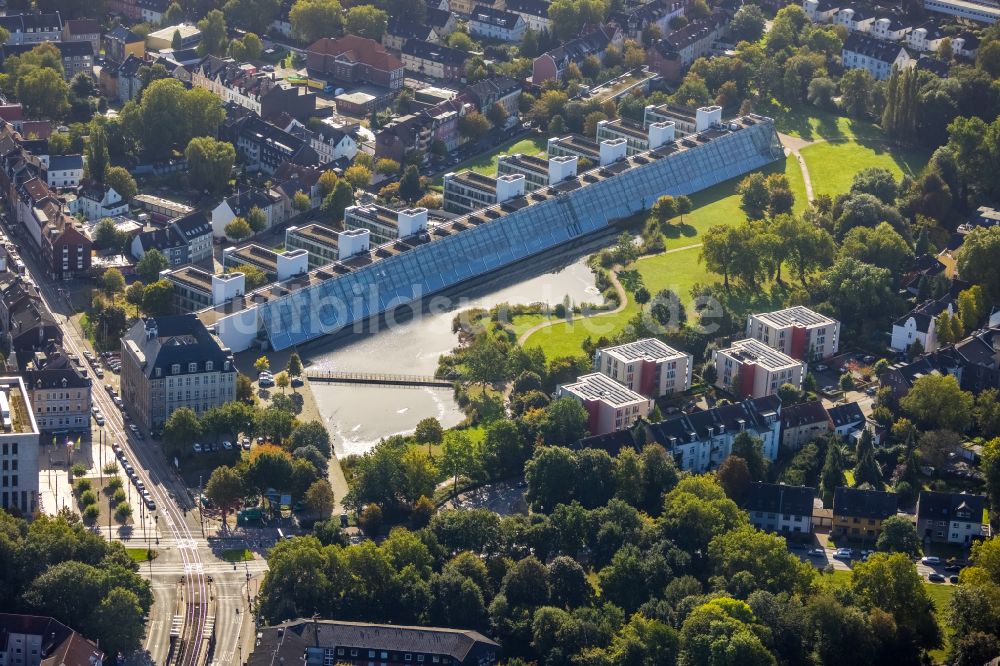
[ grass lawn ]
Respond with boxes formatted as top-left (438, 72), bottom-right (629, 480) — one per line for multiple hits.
top-left (766, 102), bottom-right (885, 143)
top-left (126, 547), bottom-right (157, 563)
top-left (434, 136), bottom-right (548, 183)
top-left (509, 313), bottom-right (554, 337)
top-left (800, 140), bottom-right (930, 199)
top-left (221, 547), bottom-right (253, 562)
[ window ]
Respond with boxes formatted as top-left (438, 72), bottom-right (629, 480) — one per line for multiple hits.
top-left (172, 364), bottom-right (181, 375)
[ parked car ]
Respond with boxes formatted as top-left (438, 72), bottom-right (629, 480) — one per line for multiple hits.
top-left (193, 443), bottom-right (203, 453)
top-left (291, 377), bottom-right (304, 388)
top-left (145, 497), bottom-right (156, 510)
top-left (222, 440), bottom-right (233, 450)
top-left (814, 364), bottom-right (828, 372)
top-left (833, 548), bottom-right (852, 560)
top-left (112, 443), bottom-right (123, 457)
top-left (949, 575), bottom-right (959, 584)
top-left (921, 556), bottom-right (941, 566)
top-left (928, 573), bottom-right (945, 582)
top-left (807, 548), bottom-right (825, 558)
top-left (113, 397), bottom-right (124, 409)
top-left (94, 413), bottom-right (104, 426)
top-left (865, 386), bottom-right (877, 396)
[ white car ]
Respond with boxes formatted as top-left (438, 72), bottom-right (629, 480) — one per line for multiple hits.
top-left (921, 556), bottom-right (941, 566)
top-left (833, 548), bottom-right (852, 560)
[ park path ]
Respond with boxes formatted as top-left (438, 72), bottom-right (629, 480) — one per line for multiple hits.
top-left (516, 242), bottom-right (704, 346)
top-left (780, 132), bottom-right (816, 202)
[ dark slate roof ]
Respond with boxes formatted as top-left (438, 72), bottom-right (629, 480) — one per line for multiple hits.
top-left (576, 428), bottom-right (639, 454)
top-left (661, 14), bottom-right (725, 51)
top-left (224, 188), bottom-right (280, 216)
top-left (781, 400), bottom-right (829, 429)
top-left (248, 620), bottom-right (500, 666)
top-left (107, 25), bottom-right (143, 44)
top-left (843, 32), bottom-right (907, 63)
top-left (48, 154), bottom-right (83, 171)
top-left (122, 315), bottom-right (234, 379)
top-left (744, 482), bottom-right (815, 517)
top-left (470, 5), bottom-right (523, 29)
top-left (0, 613), bottom-right (104, 666)
top-left (23, 366), bottom-right (90, 391)
top-left (893, 294), bottom-right (953, 333)
top-left (402, 38), bottom-right (468, 66)
top-left (957, 31), bottom-right (980, 50)
top-left (833, 486), bottom-right (898, 520)
top-left (426, 6), bottom-right (457, 27)
top-left (386, 17), bottom-right (437, 40)
top-left (135, 227), bottom-right (184, 253)
top-left (0, 13), bottom-right (62, 33)
top-left (648, 395), bottom-right (781, 444)
top-left (827, 402), bottom-right (865, 429)
top-left (170, 211), bottom-right (212, 241)
top-left (465, 75), bottom-right (521, 106)
top-left (506, 0), bottom-right (549, 17)
top-left (916, 490), bottom-right (985, 524)
top-left (542, 27), bottom-right (613, 67)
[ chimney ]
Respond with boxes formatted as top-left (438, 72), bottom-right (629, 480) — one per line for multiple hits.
top-left (648, 121), bottom-right (675, 149)
top-left (696, 105), bottom-right (722, 133)
top-left (495, 174), bottom-right (525, 203)
top-left (337, 228), bottom-right (370, 259)
top-left (547, 155), bottom-right (578, 184)
top-left (599, 138), bottom-right (627, 166)
top-left (396, 207), bottom-right (428, 237)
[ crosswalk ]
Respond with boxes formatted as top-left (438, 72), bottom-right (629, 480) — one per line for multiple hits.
top-left (141, 561), bottom-right (269, 577)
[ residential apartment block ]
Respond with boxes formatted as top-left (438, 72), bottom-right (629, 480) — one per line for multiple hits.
top-left (746, 305), bottom-right (840, 360)
top-left (344, 205), bottom-right (429, 244)
top-left (496, 153), bottom-right (551, 191)
top-left (744, 482), bottom-right (815, 535)
top-left (0, 13), bottom-right (63, 46)
top-left (17, 344), bottom-right (91, 437)
top-left (469, 6), bottom-right (526, 42)
top-left (842, 32), bottom-right (911, 80)
top-left (595, 117), bottom-right (677, 156)
top-left (916, 490), bottom-right (986, 545)
top-left (249, 619), bottom-right (501, 666)
top-left (532, 27), bottom-right (617, 84)
top-left (713, 338), bottom-right (806, 399)
top-left (832, 486), bottom-right (898, 540)
top-left (401, 39), bottom-right (469, 81)
top-left (0, 614), bottom-right (104, 666)
top-left (443, 170), bottom-right (525, 214)
top-left (779, 399), bottom-right (830, 450)
top-left (890, 294), bottom-right (954, 352)
top-left (222, 244), bottom-right (308, 282)
top-left (286, 224), bottom-right (372, 269)
top-left (0, 376), bottom-right (40, 514)
top-left (557, 373), bottom-right (651, 436)
top-left (593, 338), bottom-right (692, 397)
top-left (161, 266), bottom-right (245, 314)
top-left (120, 315), bottom-right (238, 431)
top-left (646, 395), bottom-right (782, 472)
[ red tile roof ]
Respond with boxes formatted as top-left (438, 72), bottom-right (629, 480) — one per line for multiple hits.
top-left (307, 34), bottom-right (403, 72)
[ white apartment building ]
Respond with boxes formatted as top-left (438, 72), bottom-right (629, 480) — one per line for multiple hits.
top-left (746, 305), bottom-right (840, 360)
top-left (556, 373), bottom-right (651, 436)
top-left (890, 295), bottom-right (954, 352)
top-left (923, 0), bottom-right (1000, 23)
top-left (842, 32), bottom-right (912, 80)
top-left (0, 376), bottom-right (40, 515)
top-left (646, 395), bottom-right (782, 472)
top-left (442, 171), bottom-right (525, 214)
top-left (713, 338), bottom-right (806, 399)
top-left (594, 338), bottom-right (693, 397)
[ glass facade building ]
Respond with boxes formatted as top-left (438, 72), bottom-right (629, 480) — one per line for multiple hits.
top-left (213, 116), bottom-right (783, 351)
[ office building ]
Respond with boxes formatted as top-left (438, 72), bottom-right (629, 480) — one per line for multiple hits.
top-left (713, 338), bottom-right (806, 399)
top-left (593, 338), bottom-right (692, 397)
top-left (556, 372), bottom-right (651, 435)
top-left (746, 305), bottom-right (840, 360)
top-left (286, 224), bottom-right (371, 269)
top-left (120, 315), bottom-right (237, 431)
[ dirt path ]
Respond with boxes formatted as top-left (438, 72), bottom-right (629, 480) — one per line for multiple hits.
top-left (779, 132), bottom-right (816, 202)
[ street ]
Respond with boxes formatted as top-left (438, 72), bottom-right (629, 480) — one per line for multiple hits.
top-left (5, 214), bottom-right (262, 666)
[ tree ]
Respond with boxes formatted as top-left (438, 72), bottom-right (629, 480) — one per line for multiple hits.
top-left (292, 191), bottom-right (311, 213)
top-left (104, 166), bottom-right (137, 202)
top-left (196, 10), bottom-right (228, 56)
top-left (375, 158), bottom-right (400, 175)
top-left (730, 4), bottom-right (766, 42)
top-left (901, 374), bottom-right (973, 432)
top-left (441, 431), bottom-right (480, 494)
top-left (820, 440), bottom-right (846, 498)
top-left (275, 372), bottom-right (289, 392)
top-left (101, 268), bottom-right (125, 297)
top-left (141, 279), bottom-right (174, 316)
top-left (876, 515), bottom-right (921, 556)
top-left (851, 552), bottom-right (941, 650)
top-left (164, 407), bottom-right (202, 457)
top-left (957, 227), bottom-right (1000, 300)
top-left (540, 398), bottom-right (588, 446)
top-left (343, 164), bottom-right (371, 190)
top-left (125, 281), bottom-right (145, 316)
top-left (254, 356), bottom-right (271, 372)
top-left (414, 417), bottom-right (444, 457)
top-left (93, 218), bottom-right (124, 251)
top-left (486, 103), bottom-right (508, 129)
top-left (17, 66), bottom-right (69, 118)
top-left (345, 4), bottom-right (388, 39)
top-left (459, 112), bottom-right (491, 141)
top-left (289, 421), bottom-right (332, 458)
top-left (821, 257), bottom-right (893, 324)
top-left (86, 123), bottom-right (109, 184)
top-left (398, 165), bottom-right (423, 202)
top-left (286, 352), bottom-right (303, 380)
top-left (709, 525), bottom-right (816, 595)
top-left (322, 180), bottom-right (354, 224)
top-left (482, 419), bottom-right (527, 479)
top-left (223, 0), bottom-right (280, 34)
top-left (634, 286), bottom-right (650, 310)
top-left (548, 0), bottom-right (609, 40)
top-left (839, 222), bottom-right (914, 274)
top-left (290, 0), bottom-right (344, 43)
top-left (245, 444), bottom-right (294, 492)
top-left (850, 167), bottom-right (899, 205)
top-left (679, 598), bottom-right (773, 666)
top-left (840, 68), bottom-right (875, 118)
top-left (205, 465), bottom-right (245, 522)
top-left (732, 431), bottom-right (766, 481)
top-left (225, 217), bottom-right (252, 241)
top-left (92, 587), bottom-right (146, 658)
top-left (185, 137), bottom-right (235, 195)
top-left (807, 76), bottom-right (836, 109)
top-left (716, 455), bottom-right (751, 501)
top-left (651, 195), bottom-right (677, 226)
top-left (305, 478), bottom-right (335, 517)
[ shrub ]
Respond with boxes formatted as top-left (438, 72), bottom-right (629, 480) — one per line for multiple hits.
top-left (74, 478), bottom-right (92, 495)
top-left (112, 488), bottom-right (127, 504)
top-left (82, 504), bottom-right (99, 524)
top-left (359, 503), bottom-right (383, 533)
top-left (114, 502), bottom-right (132, 523)
top-left (71, 463), bottom-right (87, 477)
top-left (79, 490), bottom-right (98, 507)
top-left (106, 476), bottom-right (123, 493)
top-left (103, 462), bottom-right (119, 475)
